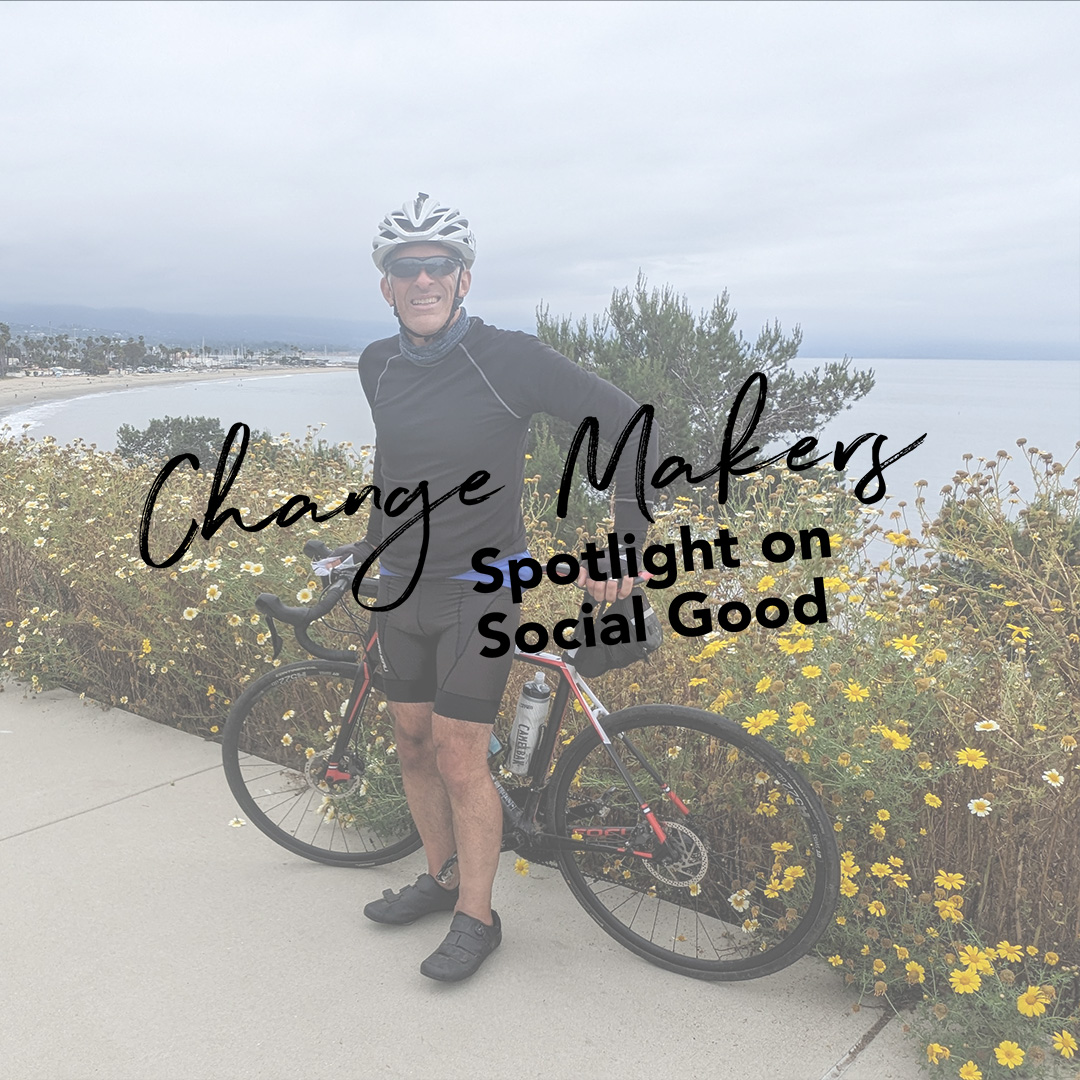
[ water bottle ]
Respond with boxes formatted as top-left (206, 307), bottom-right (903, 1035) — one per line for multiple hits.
top-left (507, 670), bottom-right (552, 775)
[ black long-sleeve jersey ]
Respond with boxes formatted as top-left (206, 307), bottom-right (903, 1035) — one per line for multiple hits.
top-left (355, 317), bottom-right (658, 578)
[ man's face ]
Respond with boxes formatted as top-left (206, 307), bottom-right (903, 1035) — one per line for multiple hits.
top-left (380, 242), bottom-right (472, 337)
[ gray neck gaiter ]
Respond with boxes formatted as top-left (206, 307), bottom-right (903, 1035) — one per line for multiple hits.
top-left (399, 310), bottom-right (475, 367)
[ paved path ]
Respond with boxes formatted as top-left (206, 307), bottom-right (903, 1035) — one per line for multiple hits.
top-left (0, 682), bottom-right (925, 1080)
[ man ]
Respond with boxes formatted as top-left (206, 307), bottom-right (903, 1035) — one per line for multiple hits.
top-left (334, 193), bottom-right (657, 982)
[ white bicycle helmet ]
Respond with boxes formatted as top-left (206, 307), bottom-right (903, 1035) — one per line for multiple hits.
top-left (371, 192), bottom-right (476, 271)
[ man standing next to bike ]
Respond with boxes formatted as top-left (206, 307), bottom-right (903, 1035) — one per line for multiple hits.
top-left (332, 193), bottom-right (657, 982)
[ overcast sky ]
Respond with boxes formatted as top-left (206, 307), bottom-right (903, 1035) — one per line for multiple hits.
top-left (1, 0), bottom-right (1077, 359)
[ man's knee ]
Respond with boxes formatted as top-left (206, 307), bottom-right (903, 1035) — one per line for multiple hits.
top-left (390, 701), bottom-right (435, 769)
top-left (432, 716), bottom-right (492, 796)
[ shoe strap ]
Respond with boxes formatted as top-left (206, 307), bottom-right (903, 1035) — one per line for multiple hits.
top-left (437, 929), bottom-right (487, 958)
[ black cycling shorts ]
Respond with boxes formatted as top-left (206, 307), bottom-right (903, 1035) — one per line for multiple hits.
top-left (374, 576), bottom-right (520, 724)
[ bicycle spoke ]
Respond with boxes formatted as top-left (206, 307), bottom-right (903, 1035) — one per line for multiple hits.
top-left (552, 706), bottom-right (838, 979)
top-left (222, 661), bottom-right (420, 865)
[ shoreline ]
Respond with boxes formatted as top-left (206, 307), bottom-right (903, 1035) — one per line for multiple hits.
top-left (0, 366), bottom-right (343, 423)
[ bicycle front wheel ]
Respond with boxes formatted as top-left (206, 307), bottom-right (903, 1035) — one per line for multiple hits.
top-left (549, 705), bottom-right (839, 980)
top-left (222, 660), bottom-right (420, 866)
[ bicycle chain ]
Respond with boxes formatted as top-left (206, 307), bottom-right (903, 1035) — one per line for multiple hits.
top-left (512, 846), bottom-right (561, 871)
top-left (511, 816), bottom-right (710, 882)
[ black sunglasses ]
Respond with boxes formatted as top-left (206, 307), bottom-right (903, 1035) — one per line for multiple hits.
top-left (385, 255), bottom-right (463, 280)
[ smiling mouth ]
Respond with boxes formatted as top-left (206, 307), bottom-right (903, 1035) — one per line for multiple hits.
top-left (410, 296), bottom-right (442, 307)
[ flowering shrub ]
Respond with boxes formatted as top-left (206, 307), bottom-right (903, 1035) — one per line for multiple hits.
top-left (0, 428), bottom-right (368, 729)
top-left (520, 445), bottom-right (1080, 1077)
top-left (1, 425), bottom-right (1078, 1076)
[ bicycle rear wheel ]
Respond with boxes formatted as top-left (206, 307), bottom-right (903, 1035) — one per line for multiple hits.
top-left (549, 705), bottom-right (839, 980)
top-left (222, 660), bottom-right (421, 866)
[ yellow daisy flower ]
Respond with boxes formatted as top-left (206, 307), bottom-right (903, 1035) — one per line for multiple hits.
top-left (1016, 985), bottom-right (1050, 1017)
top-left (993, 1042), bottom-right (1023, 1069)
top-left (933, 869), bottom-right (965, 891)
top-left (949, 967), bottom-right (981, 993)
top-left (925, 1043), bottom-right (950, 1064)
top-left (1051, 1030), bottom-right (1077, 1059)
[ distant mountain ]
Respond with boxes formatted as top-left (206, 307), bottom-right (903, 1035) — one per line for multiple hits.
top-left (3, 302), bottom-right (1073, 361)
top-left (0, 302), bottom-right (392, 350)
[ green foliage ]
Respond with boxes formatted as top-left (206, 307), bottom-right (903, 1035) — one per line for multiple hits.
top-left (4, 330), bottom-right (182, 373)
top-left (534, 275), bottom-right (876, 527)
top-left (116, 414), bottom-right (269, 466)
top-left (926, 444), bottom-right (1080, 700)
top-left (516, 458), bottom-right (1080, 1076)
top-left (0, 427), bottom-right (370, 730)
top-left (2, 428), bottom-right (1078, 1077)
top-left (120, 336), bottom-right (148, 369)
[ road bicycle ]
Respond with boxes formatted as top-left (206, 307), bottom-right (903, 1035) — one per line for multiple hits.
top-left (222, 541), bottom-right (840, 981)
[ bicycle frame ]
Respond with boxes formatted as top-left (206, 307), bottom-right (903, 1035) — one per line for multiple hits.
top-left (319, 612), bottom-right (689, 863)
top-left (230, 561), bottom-right (842, 980)
top-left (497, 648), bottom-right (684, 854)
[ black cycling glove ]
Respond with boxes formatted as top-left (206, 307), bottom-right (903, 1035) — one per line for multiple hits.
top-left (328, 538), bottom-right (377, 567)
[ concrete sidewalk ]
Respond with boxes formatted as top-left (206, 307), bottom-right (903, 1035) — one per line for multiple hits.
top-left (0, 681), bottom-right (925, 1080)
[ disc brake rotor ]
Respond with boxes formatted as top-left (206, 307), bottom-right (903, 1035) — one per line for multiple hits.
top-left (645, 818), bottom-right (709, 887)
top-left (304, 749), bottom-right (363, 798)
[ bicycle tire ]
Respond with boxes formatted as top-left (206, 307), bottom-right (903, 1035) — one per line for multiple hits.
top-left (222, 659), bottom-right (421, 866)
top-left (548, 705), bottom-right (840, 980)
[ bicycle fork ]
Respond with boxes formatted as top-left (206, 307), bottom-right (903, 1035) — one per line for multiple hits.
top-left (320, 655), bottom-right (377, 786)
top-left (590, 729), bottom-right (694, 857)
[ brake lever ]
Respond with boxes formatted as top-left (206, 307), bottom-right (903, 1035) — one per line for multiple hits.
top-left (266, 614), bottom-right (284, 660)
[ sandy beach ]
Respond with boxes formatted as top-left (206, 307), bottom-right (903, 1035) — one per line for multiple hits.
top-left (0, 365), bottom-right (341, 420)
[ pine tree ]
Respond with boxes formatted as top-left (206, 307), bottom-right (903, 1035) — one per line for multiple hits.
top-left (116, 415), bottom-right (229, 465)
top-left (534, 275), bottom-right (874, 525)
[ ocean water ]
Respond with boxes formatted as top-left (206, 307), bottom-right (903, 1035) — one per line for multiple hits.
top-left (0, 369), bottom-right (375, 453)
top-left (1, 359), bottom-right (1077, 521)
top-left (788, 357), bottom-right (1079, 515)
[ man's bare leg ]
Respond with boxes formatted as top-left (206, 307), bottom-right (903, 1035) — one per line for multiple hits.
top-left (430, 713), bottom-right (502, 926)
top-left (391, 700), bottom-right (458, 889)
top-left (392, 703), bottom-right (502, 923)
